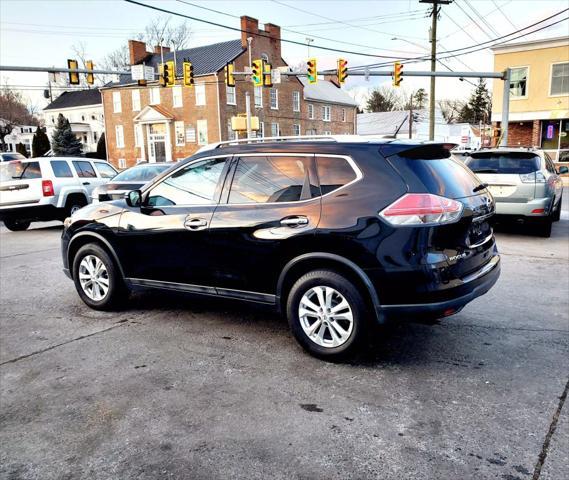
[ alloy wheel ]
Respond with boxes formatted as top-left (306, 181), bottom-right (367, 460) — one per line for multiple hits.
top-left (78, 254), bottom-right (109, 301)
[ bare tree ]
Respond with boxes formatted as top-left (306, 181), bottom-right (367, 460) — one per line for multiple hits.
top-left (438, 99), bottom-right (465, 123)
top-left (139, 17), bottom-right (191, 51)
top-left (100, 45), bottom-right (130, 84)
top-left (0, 84), bottom-right (38, 151)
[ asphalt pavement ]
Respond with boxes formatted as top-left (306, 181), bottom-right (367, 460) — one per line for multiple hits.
top-left (0, 197), bottom-right (568, 480)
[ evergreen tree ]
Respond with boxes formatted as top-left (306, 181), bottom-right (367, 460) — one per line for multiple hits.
top-left (95, 132), bottom-right (106, 160)
top-left (366, 86), bottom-right (399, 112)
top-left (31, 127), bottom-right (51, 157)
top-left (459, 80), bottom-right (492, 124)
top-left (15, 143), bottom-right (28, 158)
top-left (51, 114), bottom-right (82, 156)
top-left (413, 88), bottom-right (428, 110)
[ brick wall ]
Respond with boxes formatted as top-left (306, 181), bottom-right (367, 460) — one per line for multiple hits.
top-left (492, 121), bottom-right (534, 147)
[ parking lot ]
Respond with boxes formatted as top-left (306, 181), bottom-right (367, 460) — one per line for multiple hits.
top-left (0, 196), bottom-right (567, 480)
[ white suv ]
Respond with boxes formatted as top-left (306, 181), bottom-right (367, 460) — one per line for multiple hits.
top-left (0, 157), bottom-right (117, 231)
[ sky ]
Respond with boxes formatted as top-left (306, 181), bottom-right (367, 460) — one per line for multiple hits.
top-left (1, 0), bottom-right (568, 112)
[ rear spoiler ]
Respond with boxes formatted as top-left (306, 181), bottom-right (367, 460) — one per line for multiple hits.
top-left (379, 142), bottom-right (457, 159)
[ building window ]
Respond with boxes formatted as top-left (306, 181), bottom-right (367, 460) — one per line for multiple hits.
top-left (112, 91), bottom-right (121, 113)
top-left (134, 124), bottom-right (142, 147)
top-left (195, 84), bottom-right (206, 106)
top-left (306, 128), bottom-right (317, 135)
top-left (149, 87), bottom-right (160, 105)
top-left (172, 85), bottom-right (183, 108)
top-left (227, 119), bottom-right (237, 140)
top-left (322, 105), bottom-right (331, 122)
top-left (341, 108), bottom-right (346, 122)
top-left (226, 85), bottom-right (236, 105)
top-left (118, 158), bottom-right (126, 169)
top-left (270, 88), bottom-right (278, 109)
top-left (293, 124), bottom-right (301, 136)
top-left (323, 130), bottom-right (332, 136)
top-left (308, 104), bottom-right (314, 119)
top-left (509, 67), bottom-right (528, 98)
top-left (115, 125), bottom-right (124, 148)
top-left (271, 122), bottom-right (279, 137)
top-left (293, 91), bottom-right (300, 112)
top-left (254, 86), bottom-right (263, 107)
top-left (550, 62), bottom-right (569, 96)
top-left (131, 89), bottom-right (141, 111)
top-left (197, 119), bottom-right (208, 145)
top-left (175, 121), bottom-right (185, 146)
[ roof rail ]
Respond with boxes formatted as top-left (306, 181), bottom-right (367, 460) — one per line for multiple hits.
top-left (196, 134), bottom-right (353, 153)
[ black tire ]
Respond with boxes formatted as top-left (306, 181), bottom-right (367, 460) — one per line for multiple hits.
top-left (535, 216), bottom-right (553, 238)
top-left (3, 219), bottom-right (31, 231)
top-left (65, 195), bottom-right (88, 217)
top-left (72, 243), bottom-right (127, 310)
top-left (286, 269), bottom-right (368, 360)
top-left (552, 195), bottom-right (562, 222)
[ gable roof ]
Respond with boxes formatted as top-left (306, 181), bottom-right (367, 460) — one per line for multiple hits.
top-left (111, 39), bottom-right (245, 87)
top-left (43, 89), bottom-right (102, 111)
top-left (357, 109), bottom-right (446, 136)
top-left (299, 78), bottom-right (358, 107)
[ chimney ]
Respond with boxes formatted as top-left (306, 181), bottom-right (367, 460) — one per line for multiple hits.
top-left (154, 45), bottom-right (171, 54)
top-left (264, 23), bottom-right (281, 60)
top-left (324, 74), bottom-right (340, 88)
top-left (129, 40), bottom-right (148, 65)
top-left (241, 16), bottom-right (258, 48)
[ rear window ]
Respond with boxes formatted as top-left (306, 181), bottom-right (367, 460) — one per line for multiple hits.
top-left (0, 161), bottom-right (42, 182)
top-left (113, 164), bottom-right (170, 182)
top-left (50, 160), bottom-right (73, 178)
top-left (465, 152), bottom-right (541, 174)
top-left (391, 155), bottom-right (484, 199)
top-left (72, 160), bottom-right (97, 178)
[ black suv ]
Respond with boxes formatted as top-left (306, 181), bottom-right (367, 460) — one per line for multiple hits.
top-left (62, 138), bottom-right (500, 359)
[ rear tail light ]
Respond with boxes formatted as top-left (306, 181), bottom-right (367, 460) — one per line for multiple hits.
top-left (379, 193), bottom-right (463, 226)
top-left (42, 180), bottom-right (54, 197)
top-left (520, 171), bottom-right (546, 183)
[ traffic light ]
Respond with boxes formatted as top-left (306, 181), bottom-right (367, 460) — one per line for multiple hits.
top-left (251, 59), bottom-right (263, 87)
top-left (184, 61), bottom-right (195, 87)
top-left (67, 59), bottom-right (79, 85)
top-left (225, 63), bottom-right (235, 87)
top-left (160, 61), bottom-right (175, 87)
top-left (86, 60), bottom-right (94, 85)
top-left (337, 58), bottom-right (348, 84)
top-left (263, 62), bottom-right (272, 87)
top-left (307, 58), bottom-right (317, 84)
top-left (393, 62), bottom-right (403, 87)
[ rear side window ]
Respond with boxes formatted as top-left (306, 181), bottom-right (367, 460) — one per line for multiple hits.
top-left (72, 161), bottom-right (97, 178)
top-left (0, 162), bottom-right (42, 182)
top-left (465, 153), bottom-right (541, 174)
top-left (50, 160), bottom-right (73, 178)
top-left (316, 156), bottom-right (357, 195)
top-left (94, 162), bottom-right (117, 178)
top-left (228, 156), bottom-right (314, 204)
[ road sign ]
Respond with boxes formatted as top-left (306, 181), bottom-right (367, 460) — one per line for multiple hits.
top-left (271, 69), bottom-right (281, 84)
top-left (131, 65), bottom-right (155, 81)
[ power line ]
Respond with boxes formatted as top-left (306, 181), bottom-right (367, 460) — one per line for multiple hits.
top-left (492, 0), bottom-right (517, 30)
top-left (463, 0), bottom-right (500, 37)
top-left (441, 0), bottom-right (511, 40)
top-left (454, 0), bottom-right (494, 40)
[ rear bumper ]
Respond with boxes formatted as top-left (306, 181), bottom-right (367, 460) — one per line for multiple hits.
top-left (0, 204), bottom-right (62, 222)
top-left (494, 196), bottom-right (552, 217)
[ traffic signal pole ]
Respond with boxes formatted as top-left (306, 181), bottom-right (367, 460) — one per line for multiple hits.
top-left (429, 1), bottom-right (438, 141)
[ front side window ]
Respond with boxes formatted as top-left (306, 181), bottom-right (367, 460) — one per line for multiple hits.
top-left (229, 156), bottom-right (315, 204)
top-left (50, 160), bottom-right (73, 178)
top-left (293, 91), bottom-right (300, 112)
top-left (551, 62), bottom-right (569, 96)
top-left (270, 88), bottom-right (278, 109)
top-left (226, 86), bottom-right (236, 105)
top-left (172, 85), bottom-right (183, 108)
top-left (195, 84), bottom-right (206, 106)
top-left (147, 157), bottom-right (227, 207)
top-left (72, 160), bottom-right (97, 178)
top-left (94, 162), bottom-right (118, 178)
top-left (510, 67), bottom-right (528, 98)
top-left (254, 86), bottom-right (263, 107)
top-left (112, 91), bottom-right (121, 113)
top-left (316, 156), bottom-right (357, 195)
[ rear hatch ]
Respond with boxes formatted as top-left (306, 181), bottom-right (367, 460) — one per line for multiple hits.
top-left (385, 144), bottom-right (495, 280)
top-left (0, 161), bottom-right (44, 207)
top-left (465, 151), bottom-right (541, 201)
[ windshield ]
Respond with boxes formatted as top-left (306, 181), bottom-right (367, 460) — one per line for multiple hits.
top-left (1, 153), bottom-right (26, 162)
top-left (113, 164), bottom-right (170, 182)
top-left (465, 152), bottom-right (541, 174)
top-left (0, 161), bottom-right (42, 182)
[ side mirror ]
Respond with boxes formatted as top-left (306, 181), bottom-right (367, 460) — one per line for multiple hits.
top-left (125, 189), bottom-right (142, 207)
top-left (558, 166), bottom-right (569, 174)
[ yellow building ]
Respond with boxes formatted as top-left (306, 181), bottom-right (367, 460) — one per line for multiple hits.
top-left (492, 36), bottom-right (569, 160)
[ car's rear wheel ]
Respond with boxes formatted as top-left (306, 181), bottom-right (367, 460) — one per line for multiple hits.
top-left (535, 215), bottom-right (553, 238)
top-left (3, 219), bottom-right (31, 231)
top-left (286, 270), bottom-right (368, 360)
top-left (552, 195), bottom-right (562, 222)
top-left (72, 243), bottom-right (126, 310)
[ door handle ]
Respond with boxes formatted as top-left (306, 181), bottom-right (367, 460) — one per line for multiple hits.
top-left (82, 182), bottom-right (90, 186)
top-left (280, 216), bottom-right (309, 227)
top-left (184, 217), bottom-right (208, 231)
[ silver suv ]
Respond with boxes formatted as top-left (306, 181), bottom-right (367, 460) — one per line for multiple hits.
top-left (0, 157), bottom-right (117, 231)
top-left (465, 148), bottom-right (566, 237)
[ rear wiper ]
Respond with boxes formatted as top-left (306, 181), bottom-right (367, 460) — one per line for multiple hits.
top-left (473, 183), bottom-right (488, 193)
top-left (472, 168), bottom-right (498, 173)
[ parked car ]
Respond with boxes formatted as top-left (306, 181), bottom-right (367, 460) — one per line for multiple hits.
top-left (464, 148), bottom-right (566, 237)
top-left (0, 152), bottom-right (27, 162)
top-left (61, 137), bottom-right (500, 359)
top-left (0, 157), bottom-right (117, 231)
top-left (91, 162), bottom-right (174, 203)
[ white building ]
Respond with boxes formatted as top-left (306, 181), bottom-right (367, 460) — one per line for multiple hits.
top-left (2, 124), bottom-right (37, 155)
top-left (43, 90), bottom-right (104, 153)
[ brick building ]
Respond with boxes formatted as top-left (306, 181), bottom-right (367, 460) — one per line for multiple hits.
top-left (101, 16), bottom-right (357, 169)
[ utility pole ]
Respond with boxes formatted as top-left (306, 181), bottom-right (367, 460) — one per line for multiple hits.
top-left (420, 0), bottom-right (452, 140)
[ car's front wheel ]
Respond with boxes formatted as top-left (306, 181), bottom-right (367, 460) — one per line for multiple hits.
top-left (3, 219), bottom-right (31, 231)
top-left (72, 243), bottom-right (126, 310)
top-left (286, 270), bottom-right (368, 360)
